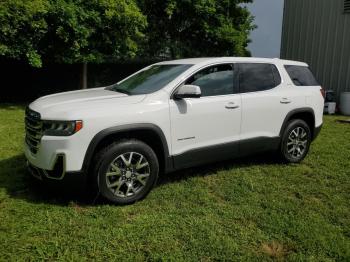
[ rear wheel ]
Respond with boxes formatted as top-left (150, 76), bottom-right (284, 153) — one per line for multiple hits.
top-left (93, 139), bottom-right (159, 204)
top-left (280, 119), bottom-right (311, 163)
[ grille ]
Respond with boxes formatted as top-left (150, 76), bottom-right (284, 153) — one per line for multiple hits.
top-left (345, 0), bottom-right (350, 13)
top-left (25, 108), bottom-right (43, 154)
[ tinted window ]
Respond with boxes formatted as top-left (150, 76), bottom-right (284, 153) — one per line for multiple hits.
top-left (238, 63), bottom-right (281, 93)
top-left (185, 64), bottom-right (237, 97)
top-left (284, 65), bottom-right (319, 86)
top-left (107, 64), bottom-right (193, 95)
top-left (272, 65), bottom-right (282, 86)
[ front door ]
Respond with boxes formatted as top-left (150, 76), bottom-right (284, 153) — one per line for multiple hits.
top-left (169, 63), bottom-right (242, 169)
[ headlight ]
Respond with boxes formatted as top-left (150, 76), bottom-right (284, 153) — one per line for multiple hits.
top-left (42, 120), bottom-right (83, 136)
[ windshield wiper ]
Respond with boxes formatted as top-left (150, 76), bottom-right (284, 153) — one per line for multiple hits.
top-left (114, 88), bottom-right (131, 95)
top-left (106, 84), bottom-right (131, 95)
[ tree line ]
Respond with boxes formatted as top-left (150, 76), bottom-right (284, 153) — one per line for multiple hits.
top-left (0, 0), bottom-right (255, 88)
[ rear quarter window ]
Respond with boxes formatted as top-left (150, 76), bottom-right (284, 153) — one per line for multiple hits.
top-left (284, 65), bottom-right (319, 86)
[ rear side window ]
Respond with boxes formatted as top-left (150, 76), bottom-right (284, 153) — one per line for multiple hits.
top-left (284, 65), bottom-right (319, 86)
top-left (238, 63), bottom-right (281, 93)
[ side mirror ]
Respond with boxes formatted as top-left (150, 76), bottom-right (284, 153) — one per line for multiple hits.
top-left (174, 85), bottom-right (201, 99)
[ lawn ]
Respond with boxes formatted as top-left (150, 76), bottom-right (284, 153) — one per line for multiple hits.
top-left (0, 104), bottom-right (349, 261)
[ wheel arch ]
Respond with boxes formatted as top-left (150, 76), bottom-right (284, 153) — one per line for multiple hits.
top-left (82, 124), bottom-right (172, 174)
top-left (279, 108), bottom-right (316, 139)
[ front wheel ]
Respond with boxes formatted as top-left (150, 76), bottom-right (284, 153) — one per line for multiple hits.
top-left (93, 139), bottom-right (159, 204)
top-left (280, 119), bottom-right (312, 163)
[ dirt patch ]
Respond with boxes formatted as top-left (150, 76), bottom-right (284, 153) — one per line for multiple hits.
top-left (69, 201), bottom-right (88, 214)
top-left (261, 241), bottom-right (294, 260)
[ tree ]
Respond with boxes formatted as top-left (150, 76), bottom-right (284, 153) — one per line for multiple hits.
top-left (0, 0), bottom-right (255, 88)
top-left (0, 0), bottom-right (147, 88)
top-left (45, 0), bottom-right (147, 88)
top-left (138, 0), bottom-right (255, 59)
top-left (43, 0), bottom-right (146, 64)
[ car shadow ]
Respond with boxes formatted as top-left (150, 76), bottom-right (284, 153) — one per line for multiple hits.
top-left (157, 154), bottom-right (279, 186)
top-left (0, 154), bottom-right (97, 206)
top-left (0, 153), bottom-right (280, 206)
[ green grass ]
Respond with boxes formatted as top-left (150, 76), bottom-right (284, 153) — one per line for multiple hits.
top-left (0, 104), bottom-right (349, 261)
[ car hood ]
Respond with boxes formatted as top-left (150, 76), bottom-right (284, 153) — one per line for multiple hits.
top-left (29, 87), bottom-right (146, 120)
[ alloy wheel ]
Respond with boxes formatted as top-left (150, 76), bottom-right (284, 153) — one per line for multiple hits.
top-left (286, 127), bottom-right (308, 159)
top-left (105, 152), bottom-right (150, 198)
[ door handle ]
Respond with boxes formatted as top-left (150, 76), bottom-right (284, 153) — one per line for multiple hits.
top-left (280, 98), bottom-right (292, 104)
top-left (225, 102), bottom-right (240, 109)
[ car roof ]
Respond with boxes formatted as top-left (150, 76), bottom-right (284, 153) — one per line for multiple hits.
top-left (155, 57), bottom-right (308, 67)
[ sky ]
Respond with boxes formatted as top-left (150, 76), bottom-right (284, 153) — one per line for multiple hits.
top-left (247, 0), bottom-right (285, 58)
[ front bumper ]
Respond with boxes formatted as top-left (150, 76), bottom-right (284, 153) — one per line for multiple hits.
top-left (24, 132), bottom-right (90, 172)
top-left (27, 155), bottom-right (65, 180)
top-left (24, 133), bottom-right (90, 180)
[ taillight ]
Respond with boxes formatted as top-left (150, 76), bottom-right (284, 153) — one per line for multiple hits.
top-left (320, 88), bottom-right (325, 99)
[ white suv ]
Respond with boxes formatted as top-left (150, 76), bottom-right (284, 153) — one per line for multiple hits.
top-left (25, 57), bottom-right (324, 204)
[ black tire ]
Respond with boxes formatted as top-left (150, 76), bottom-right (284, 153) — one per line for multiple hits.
top-left (92, 139), bottom-right (159, 205)
top-left (280, 119), bottom-right (312, 163)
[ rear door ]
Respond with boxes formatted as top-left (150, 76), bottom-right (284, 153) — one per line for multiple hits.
top-left (238, 63), bottom-right (291, 153)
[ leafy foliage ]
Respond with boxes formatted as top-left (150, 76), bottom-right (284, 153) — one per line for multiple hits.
top-left (44, 0), bottom-right (147, 64)
top-left (0, 0), bottom-right (147, 66)
top-left (0, 0), bottom-right (255, 67)
top-left (0, 0), bottom-right (49, 67)
top-left (138, 0), bottom-right (255, 59)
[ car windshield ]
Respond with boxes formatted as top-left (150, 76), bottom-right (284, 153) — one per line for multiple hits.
top-left (107, 64), bottom-right (193, 95)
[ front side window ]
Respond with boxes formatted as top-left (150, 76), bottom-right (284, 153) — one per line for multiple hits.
top-left (238, 63), bottom-right (281, 93)
top-left (284, 65), bottom-right (319, 86)
top-left (185, 64), bottom-right (237, 97)
top-left (107, 64), bottom-right (193, 95)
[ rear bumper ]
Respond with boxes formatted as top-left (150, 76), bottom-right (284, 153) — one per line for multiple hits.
top-left (313, 124), bottom-right (323, 141)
